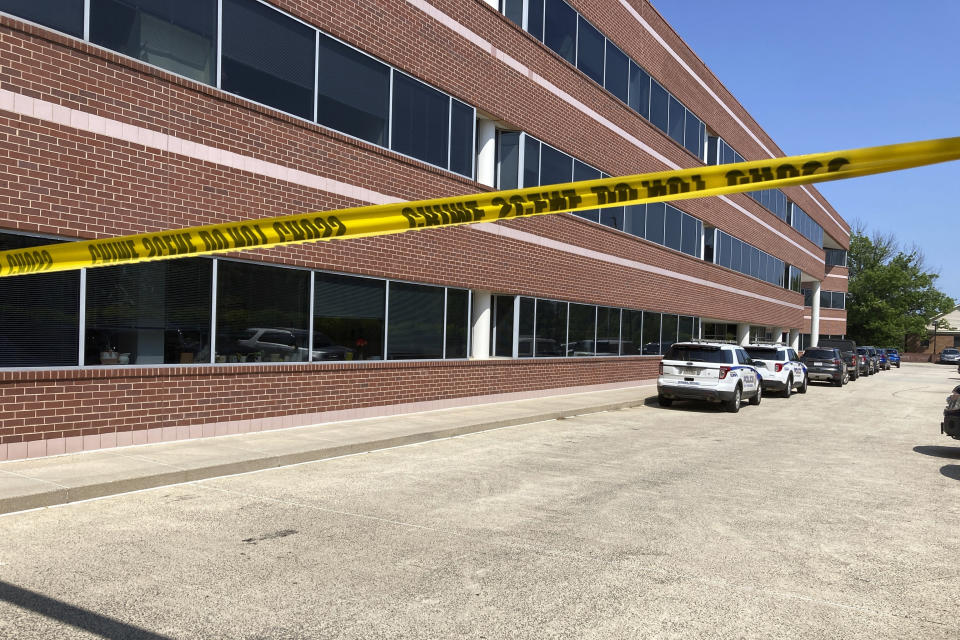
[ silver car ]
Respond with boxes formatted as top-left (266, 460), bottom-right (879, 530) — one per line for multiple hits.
top-left (939, 348), bottom-right (960, 365)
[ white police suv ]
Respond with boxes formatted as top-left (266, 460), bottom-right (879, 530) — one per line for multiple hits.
top-left (743, 344), bottom-right (808, 398)
top-left (657, 341), bottom-right (763, 413)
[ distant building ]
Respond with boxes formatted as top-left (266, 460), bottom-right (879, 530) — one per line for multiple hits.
top-left (907, 305), bottom-right (960, 355)
top-left (0, 1), bottom-right (849, 460)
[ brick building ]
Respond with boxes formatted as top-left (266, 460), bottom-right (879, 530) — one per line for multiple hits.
top-left (0, 0), bottom-right (849, 460)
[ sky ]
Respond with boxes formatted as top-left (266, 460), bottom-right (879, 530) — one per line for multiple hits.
top-left (653, 0), bottom-right (960, 302)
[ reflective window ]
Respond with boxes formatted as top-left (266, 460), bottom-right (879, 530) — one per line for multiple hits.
top-left (599, 205), bottom-right (625, 231)
top-left (85, 259), bottom-right (211, 365)
top-left (677, 316), bottom-right (694, 343)
top-left (517, 296), bottom-right (534, 357)
top-left (523, 135), bottom-right (540, 188)
top-left (596, 307), bottom-right (620, 355)
top-left (627, 62), bottom-right (650, 118)
top-left (604, 41), bottom-right (629, 103)
top-left (661, 314), bottom-right (679, 351)
top-left (0, 234), bottom-right (79, 367)
top-left (573, 160), bottom-right (600, 222)
top-left (391, 72), bottom-right (449, 170)
top-left (497, 131), bottom-right (521, 190)
top-left (502, 0), bottom-right (523, 27)
top-left (449, 100), bottom-right (475, 178)
top-left (534, 299), bottom-right (566, 357)
top-left (1, 0), bottom-right (84, 37)
top-left (641, 311), bottom-right (661, 355)
top-left (667, 95), bottom-right (684, 146)
top-left (621, 309), bottom-right (643, 356)
top-left (387, 282), bottom-right (444, 360)
top-left (445, 289), bottom-right (469, 358)
top-left (539, 142), bottom-right (573, 185)
top-left (316, 35), bottom-right (390, 146)
top-left (684, 111), bottom-right (702, 158)
top-left (91, 0), bottom-right (217, 84)
top-left (568, 303), bottom-right (595, 356)
top-left (313, 272), bottom-right (385, 361)
top-left (703, 226), bottom-right (715, 262)
top-left (649, 80), bottom-right (669, 133)
top-left (825, 249), bottom-right (847, 267)
top-left (714, 230), bottom-right (786, 287)
top-left (527, 0), bottom-right (544, 40)
top-left (216, 261), bottom-right (310, 363)
top-left (625, 204), bottom-right (646, 239)
top-left (645, 202), bottom-right (665, 245)
top-left (681, 214), bottom-right (699, 257)
top-left (576, 16), bottom-right (604, 84)
top-left (664, 204), bottom-right (682, 251)
top-left (222, 0), bottom-right (315, 119)
top-left (493, 295), bottom-right (514, 357)
top-left (543, 0), bottom-right (577, 64)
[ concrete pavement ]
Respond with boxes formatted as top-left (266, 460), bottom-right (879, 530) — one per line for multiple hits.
top-left (0, 383), bottom-right (655, 515)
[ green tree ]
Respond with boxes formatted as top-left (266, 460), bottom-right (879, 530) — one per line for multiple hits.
top-left (846, 226), bottom-right (955, 348)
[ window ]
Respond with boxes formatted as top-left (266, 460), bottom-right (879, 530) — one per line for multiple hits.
top-left (625, 204), bottom-right (645, 239)
top-left (501, 0), bottom-right (523, 27)
top-left (684, 110), bottom-right (703, 158)
top-left (535, 299), bottom-right (566, 356)
top-left (572, 160), bottom-right (600, 222)
top-left (85, 259), bottom-right (212, 365)
top-left (316, 35), bottom-right (390, 146)
top-left (627, 62), bottom-right (650, 118)
top-left (642, 311), bottom-right (661, 355)
top-left (449, 100), bottom-right (475, 178)
top-left (445, 289), bottom-right (469, 358)
top-left (517, 296), bottom-right (534, 357)
top-left (1, 0), bottom-right (84, 37)
top-left (649, 80), bottom-right (669, 133)
top-left (91, 0), bottom-right (217, 84)
top-left (568, 303), bottom-right (595, 356)
top-left (667, 96), bottom-right (684, 146)
top-left (527, 0), bottom-right (544, 40)
top-left (661, 313), bottom-right (679, 350)
top-left (539, 142), bottom-right (573, 185)
top-left (664, 204), bottom-right (682, 251)
top-left (313, 272), bottom-right (385, 361)
top-left (621, 309), bottom-right (643, 356)
top-left (604, 41), bottom-right (629, 103)
top-left (825, 249), bottom-right (847, 267)
top-left (645, 202), bottom-right (665, 245)
top-left (596, 307), bottom-right (620, 355)
top-left (0, 233), bottom-right (79, 367)
top-left (543, 0), bottom-right (577, 64)
top-left (677, 316), bottom-right (694, 343)
top-left (576, 16), bottom-right (604, 84)
top-left (216, 261), bottom-right (309, 362)
top-left (387, 282), bottom-right (444, 360)
top-left (703, 226), bottom-right (715, 262)
top-left (664, 346), bottom-right (732, 364)
top-left (221, 0), bottom-right (315, 119)
top-left (391, 72), bottom-right (450, 170)
top-left (497, 131), bottom-right (521, 190)
top-left (493, 295), bottom-right (515, 357)
top-left (523, 135), bottom-right (540, 188)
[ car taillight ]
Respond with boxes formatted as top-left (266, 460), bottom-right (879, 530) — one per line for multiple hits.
top-left (719, 366), bottom-right (730, 379)
top-left (775, 363), bottom-right (783, 372)
top-left (833, 359), bottom-right (841, 366)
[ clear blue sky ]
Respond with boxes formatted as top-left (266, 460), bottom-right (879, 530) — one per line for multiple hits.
top-left (654, 0), bottom-right (959, 302)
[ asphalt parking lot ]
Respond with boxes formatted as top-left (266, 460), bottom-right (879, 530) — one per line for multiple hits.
top-left (1, 362), bottom-right (959, 639)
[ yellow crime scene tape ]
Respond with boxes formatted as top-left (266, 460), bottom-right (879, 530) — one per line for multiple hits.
top-left (2, 136), bottom-right (959, 278)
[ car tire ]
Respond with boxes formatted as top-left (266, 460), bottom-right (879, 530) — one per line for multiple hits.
top-left (783, 376), bottom-right (793, 398)
top-left (726, 386), bottom-right (742, 413)
top-left (658, 395), bottom-right (673, 407)
top-left (798, 375), bottom-right (808, 394)
top-left (833, 376), bottom-right (843, 387)
top-left (749, 385), bottom-right (762, 406)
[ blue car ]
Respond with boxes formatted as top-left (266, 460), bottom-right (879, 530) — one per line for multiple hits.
top-left (877, 350), bottom-right (889, 371)
top-left (883, 348), bottom-right (901, 369)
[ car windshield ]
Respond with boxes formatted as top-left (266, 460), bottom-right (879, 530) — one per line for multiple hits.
top-left (944, 349), bottom-right (960, 355)
top-left (804, 349), bottom-right (836, 359)
top-left (745, 347), bottom-right (782, 360)
top-left (664, 346), bottom-right (733, 364)
top-left (887, 349), bottom-right (898, 354)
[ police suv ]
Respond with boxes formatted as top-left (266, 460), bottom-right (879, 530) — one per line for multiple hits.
top-left (657, 341), bottom-right (763, 413)
top-left (743, 344), bottom-right (808, 398)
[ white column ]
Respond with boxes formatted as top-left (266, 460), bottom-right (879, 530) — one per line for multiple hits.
top-left (773, 327), bottom-right (785, 344)
top-left (471, 291), bottom-right (492, 359)
top-left (810, 280), bottom-right (822, 348)
top-left (737, 323), bottom-right (750, 346)
top-left (476, 118), bottom-right (497, 188)
top-left (789, 329), bottom-right (800, 351)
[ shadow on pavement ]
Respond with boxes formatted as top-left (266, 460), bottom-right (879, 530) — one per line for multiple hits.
top-left (941, 465), bottom-right (960, 481)
top-left (0, 580), bottom-right (170, 639)
top-left (643, 395), bottom-right (727, 413)
top-left (913, 445), bottom-right (960, 459)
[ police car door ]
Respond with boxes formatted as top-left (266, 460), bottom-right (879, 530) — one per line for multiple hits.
top-left (788, 348), bottom-right (805, 379)
top-left (736, 348), bottom-right (759, 393)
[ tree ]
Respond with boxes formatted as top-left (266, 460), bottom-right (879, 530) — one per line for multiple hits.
top-left (846, 226), bottom-right (955, 349)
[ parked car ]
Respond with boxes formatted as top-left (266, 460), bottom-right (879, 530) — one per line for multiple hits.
top-left (801, 347), bottom-right (848, 386)
top-left (819, 338), bottom-right (860, 381)
top-left (877, 349), bottom-right (890, 371)
top-left (855, 347), bottom-right (874, 375)
top-left (657, 341), bottom-right (763, 413)
top-left (744, 344), bottom-right (808, 397)
top-left (882, 348), bottom-right (901, 368)
top-left (938, 348), bottom-right (960, 365)
top-left (942, 385), bottom-right (960, 440)
top-left (864, 346), bottom-right (882, 373)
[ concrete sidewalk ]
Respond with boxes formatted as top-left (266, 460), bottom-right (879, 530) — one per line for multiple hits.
top-left (0, 383), bottom-right (655, 515)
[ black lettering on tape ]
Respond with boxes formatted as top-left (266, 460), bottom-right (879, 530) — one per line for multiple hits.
top-left (401, 207), bottom-right (421, 228)
top-left (827, 157), bottom-right (850, 172)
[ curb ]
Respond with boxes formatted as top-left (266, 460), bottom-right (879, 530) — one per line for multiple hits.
top-left (0, 396), bottom-right (651, 516)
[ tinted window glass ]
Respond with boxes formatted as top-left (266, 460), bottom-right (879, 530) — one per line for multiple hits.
top-left (730, 237), bottom-right (742, 272)
top-left (502, 0), bottom-right (523, 27)
top-left (664, 205), bottom-right (681, 251)
top-left (641, 311), bottom-right (661, 355)
top-left (387, 282), bottom-right (444, 360)
top-left (317, 35), bottom-right (390, 146)
top-left (645, 202), bottom-right (665, 245)
top-left (527, 0), bottom-right (544, 40)
top-left (684, 110), bottom-right (701, 157)
top-left (544, 0), bottom-right (576, 64)
top-left (621, 309), bottom-right (642, 356)
top-left (661, 313), bottom-right (679, 351)
top-left (804, 349), bottom-right (837, 359)
top-left (493, 295), bottom-right (515, 357)
top-left (535, 299), bottom-right (566, 357)
top-left (568, 304), bottom-right (595, 356)
top-left (314, 272), bottom-right (385, 361)
top-left (572, 161), bottom-right (600, 222)
top-left (664, 346), bottom-right (732, 364)
top-left (604, 42), bottom-right (629, 103)
top-left (445, 289), bottom-right (469, 358)
top-left (449, 99), bottom-right (475, 178)
top-left (703, 226), bottom-right (715, 262)
top-left (600, 206), bottom-right (625, 231)
top-left (539, 143), bottom-right (572, 185)
top-left (517, 296), bottom-right (534, 357)
top-left (596, 307), bottom-right (620, 355)
top-left (1, 0), bottom-right (83, 37)
top-left (221, 0), bottom-right (314, 119)
top-left (576, 17), bottom-right (604, 84)
top-left (677, 316), bottom-right (694, 343)
top-left (625, 204), bottom-right (645, 239)
top-left (216, 261), bottom-right (309, 362)
top-left (85, 259), bottom-right (211, 365)
top-left (523, 136), bottom-right (540, 188)
top-left (391, 72), bottom-right (450, 169)
top-left (91, 0), bottom-right (217, 84)
top-left (0, 234), bottom-right (79, 366)
top-left (649, 80), bottom-right (669, 133)
top-left (667, 96), bottom-right (684, 145)
top-left (627, 62), bottom-right (649, 118)
top-left (497, 131), bottom-right (520, 189)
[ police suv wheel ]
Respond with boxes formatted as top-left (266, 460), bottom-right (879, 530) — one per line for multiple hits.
top-left (749, 385), bottom-right (762, 406)
top-left (798, 375), bottom-right (808, 394)
top-left (783, 376), bottom-right (792, 398)
top-left (726, 386), bottom-right (742, 413)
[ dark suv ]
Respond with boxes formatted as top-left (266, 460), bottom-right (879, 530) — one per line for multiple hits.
top-left (856, 347), bottom-right (874, 375)
top-left (819, 339), bottom-right (859, 381)
top-left (801, 347), bottom-right (848, 386)
top-left (864, 346), bottom-right (882, 373)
